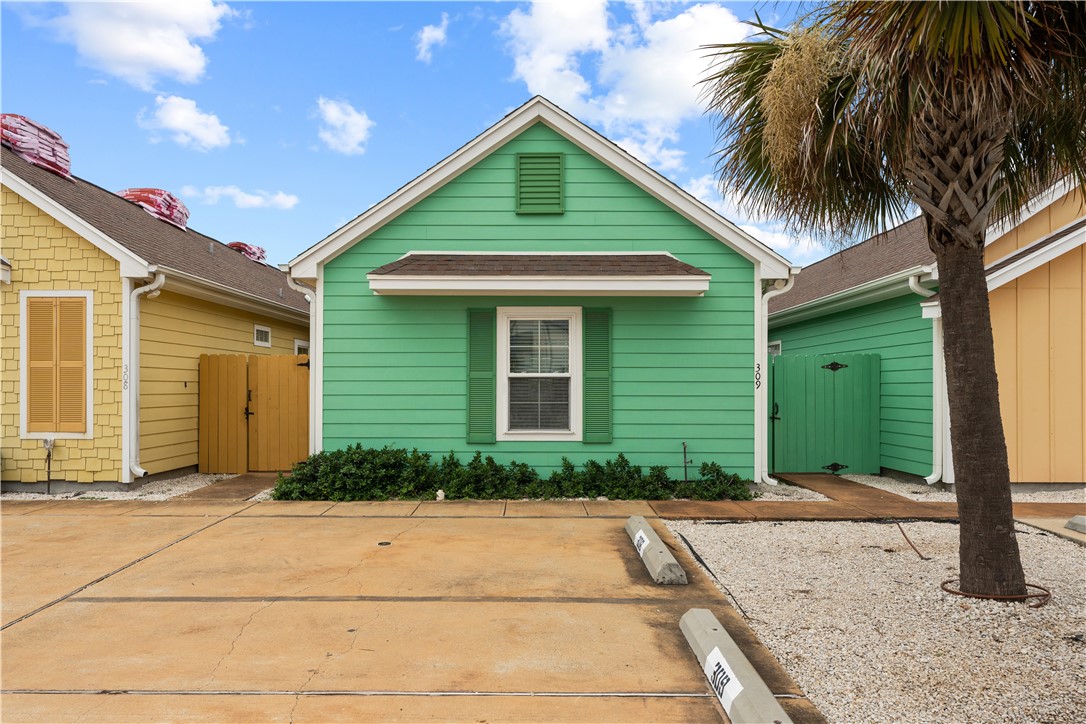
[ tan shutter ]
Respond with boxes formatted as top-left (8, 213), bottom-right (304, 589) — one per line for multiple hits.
top-left (56, 297), bottom-right (87, 433)
top-left (27, 297), bottom-right (58, 432)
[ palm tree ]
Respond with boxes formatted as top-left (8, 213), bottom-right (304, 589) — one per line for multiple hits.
top-left (702, 1), bottom-right (1086, 598)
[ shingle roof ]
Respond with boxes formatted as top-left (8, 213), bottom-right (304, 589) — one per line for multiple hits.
top-left (768, 217), bottom-right (933, 314)
top-left (2, 146), bottom-right (309, 314)
top-left (369, 253), bottom-right (709, 277)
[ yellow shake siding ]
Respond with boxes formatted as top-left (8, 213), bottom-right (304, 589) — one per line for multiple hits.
top-left (1, 185), bottom-right (124, 484)
top-left (987, 189), bottom-right (1086, 483)
top-left (138, 289), bottom-right (307, 474)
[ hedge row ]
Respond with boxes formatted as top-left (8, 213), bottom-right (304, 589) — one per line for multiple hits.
top-left (272, 445), bottom-right (754, 501)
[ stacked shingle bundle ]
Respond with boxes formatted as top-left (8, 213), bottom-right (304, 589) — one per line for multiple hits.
top-left (117, 188), bottom-right (190, 230)
top-left (227, 242), bottom-right (267, 262)
top-left (0, 114), bottom-right (72, 179)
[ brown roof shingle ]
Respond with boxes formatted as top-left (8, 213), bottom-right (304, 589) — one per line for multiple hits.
top-left (768, 217), bottom-right (933, 315)
top-left (2, 146), bottom-right (308, 314)
top-left (369, 253), bottom-right (709, 277)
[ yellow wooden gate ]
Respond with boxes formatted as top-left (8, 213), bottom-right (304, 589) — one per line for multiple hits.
top-left (198, 354), bottom-right (309, 473)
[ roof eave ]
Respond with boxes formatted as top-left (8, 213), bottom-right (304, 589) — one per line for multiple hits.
top-left (365, 274), bottom-right (710, 297)
top-left (768, 265), bottom-right (935, 328)
top-left (158, 265), bottom-right (309, 325)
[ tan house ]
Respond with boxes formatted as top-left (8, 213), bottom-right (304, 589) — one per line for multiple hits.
top-left (1, 146), bottom-right (309, 490)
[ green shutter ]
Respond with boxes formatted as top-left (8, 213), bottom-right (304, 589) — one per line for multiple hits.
top-left (516, 153), bottom-right (564, 214)
top-left (582, 308), bottom-right (612, 443)
top-left (467, 308), bottom-right (496, 443)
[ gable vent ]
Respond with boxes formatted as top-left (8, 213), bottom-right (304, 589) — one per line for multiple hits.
top-left (516, 153), bottom-right (563, 214)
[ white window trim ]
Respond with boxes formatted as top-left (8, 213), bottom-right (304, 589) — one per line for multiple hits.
top-left (19, 290), bottom-right (94, 440)
top-left (254, 324), bottom-right (272, 348)
top-left (496, 306), bottom-right (582, 442)
top-left (294, 338), bottom-right (309, 355)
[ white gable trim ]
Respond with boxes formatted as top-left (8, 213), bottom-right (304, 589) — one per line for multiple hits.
top-left (985, 178), bottom-right (1074, 244)
top-left (289, 97), bottom-right (793, 281)
top-left (985, 217), bottom-right (1086, 291)
top-left (2, 168), bottom-right (151, 278)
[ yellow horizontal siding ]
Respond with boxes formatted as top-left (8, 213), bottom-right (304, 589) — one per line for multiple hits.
top-left (986, 188), bottom-right (1084, 263)
top-left (138, 289), bottom-right (307, 474)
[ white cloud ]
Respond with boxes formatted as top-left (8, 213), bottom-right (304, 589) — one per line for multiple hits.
top-left (682, 173), bottom-right (830, 266)
top-left (501, 1), bottom-right (748, 172)
top-left (415, 13), bottom-right (450, 63)
top-left (49, 1), bottom-right (234, 91)
top-left (316, 97), bottom-right (375, 155)
top-left (181, 185), bottom-right (298, 210)
top-left (138, 95), bottom-right (231, 151)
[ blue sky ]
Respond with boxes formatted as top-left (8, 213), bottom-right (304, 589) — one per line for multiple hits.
top-left (2, 1), bottom-right (829, 267)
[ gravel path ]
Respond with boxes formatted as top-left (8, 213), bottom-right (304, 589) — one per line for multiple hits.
top-left (751, 481), bottom-right (830, 501)
top-left (844, 474), bottom-right (1086, 503)
top-left (668, 519), bottom-right (1086, 723)
top-left (0, 473), bottom-right (236, 501)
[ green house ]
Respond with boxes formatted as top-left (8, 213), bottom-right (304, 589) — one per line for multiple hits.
top-left (287, 97), bottom-right (795, 481)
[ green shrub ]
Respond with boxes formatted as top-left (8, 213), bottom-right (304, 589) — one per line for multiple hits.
top-left (272, 446), bottom-right (753, 501)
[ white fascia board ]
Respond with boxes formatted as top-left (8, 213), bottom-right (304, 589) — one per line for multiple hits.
top-left (289, 97), bottom-right (793, 279)
top-left (2, 168), bottom-right (151, 278)
top-left (157, 266), bottom-right (310, 325)
top-left (768, 266), bottom-right (934, 328)
top-left (985, 219), bottom-right (1085, 291)
top-left (985, 178), bottom-right (1074, 243)
top-left (366, 274), bottom-right (710, 296)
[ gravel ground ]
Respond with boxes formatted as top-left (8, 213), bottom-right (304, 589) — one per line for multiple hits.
top-left (844, 474), bottom-right (1086, 503)
top-left (751, 481), bottom-right (830, 501)
top-left (0, 472), bottom-right (236, 501)
top-left (668, 519), bottom-right (1086, 723)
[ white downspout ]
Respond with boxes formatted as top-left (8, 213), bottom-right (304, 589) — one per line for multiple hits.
top-left (907, 272), bottom-right (943, 485)
top-left (280, 267), bottom-right (316, 454)
top-left (128, 270), bottom-right (165, 479)
top-left (758, 268), bottom-right (800, 485)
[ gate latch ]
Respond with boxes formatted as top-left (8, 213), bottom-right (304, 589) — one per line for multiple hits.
top-left (244, 389), bottom-right (255, 418)
top-left (769, 402), bottom-right (780, 421)
top-left (821, 361), bottom-right (848, 372)
top-left (823, 462), bottom-right (848, 474)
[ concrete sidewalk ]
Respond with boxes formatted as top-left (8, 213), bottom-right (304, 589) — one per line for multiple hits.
top-left (0, 501), bottom-right (824, 724)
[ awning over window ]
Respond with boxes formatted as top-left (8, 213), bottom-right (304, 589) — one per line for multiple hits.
top-left (366, 252), bottom-right (711, 296)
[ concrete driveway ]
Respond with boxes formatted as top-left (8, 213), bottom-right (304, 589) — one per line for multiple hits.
top-left (0, 499), bottom-right (810, 723)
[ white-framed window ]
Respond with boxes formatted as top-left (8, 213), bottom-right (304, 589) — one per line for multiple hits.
top-left (253, 324), bottom-right (272, 348)
top-left (294, 338), bottom-right (309, 355)
top-left (19, 290), bottom-right (94, 439)
top-left (768, 340), bottom-right (782, 357)
top-left (496, 307), bottom-right (582, 442)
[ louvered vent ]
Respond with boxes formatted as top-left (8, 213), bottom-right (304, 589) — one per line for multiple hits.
top-left (516, 153), bottom-right (563, 214)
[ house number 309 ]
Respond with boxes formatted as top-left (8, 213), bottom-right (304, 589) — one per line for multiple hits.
top-left (754, 363), bottom-right (762, 389)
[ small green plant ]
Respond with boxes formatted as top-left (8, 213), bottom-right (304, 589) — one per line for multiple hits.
top-left (271, 446), bottom-right (753, 501)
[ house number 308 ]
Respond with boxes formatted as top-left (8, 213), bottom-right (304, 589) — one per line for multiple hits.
top-left (122, 365), bottom-right (129, 391)
top-left (754, 363), bottom-right (762, 389)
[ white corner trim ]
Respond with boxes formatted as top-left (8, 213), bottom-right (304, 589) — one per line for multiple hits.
top-left (2, 169), bottom-right (151, 278)
top-left (367, 274), bottom-right (710, 296)
top-left (985, 178), bottom-right (1074, 244)
top-left (496, 306), bottom-right (582, 442)
top-left (120, 278), bottom-right (133, 484)
top-left (312, 273), bottom-right (324, 454)
top-left (289, 97), bottom-right (793, 279)
top-left (985, 218), bottom-right (1085, 291)
top-left (920, 299), bottom-right (942, 319)
top-left (757, 267), bottom-right (797, 485)
top-left (18, 290), bottom-right (94, 441)
top-left (925, 316), bottom-right (945, 484)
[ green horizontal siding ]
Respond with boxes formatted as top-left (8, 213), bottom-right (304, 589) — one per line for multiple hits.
top-left (769, 294), bottom-right (934, 477)
top-left (322, 122), bottom-right (756, 478)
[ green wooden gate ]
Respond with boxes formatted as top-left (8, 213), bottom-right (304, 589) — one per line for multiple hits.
top-left (770, 353), bottom-right (880, 474)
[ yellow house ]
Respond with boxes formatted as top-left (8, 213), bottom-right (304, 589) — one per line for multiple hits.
top-left (1, 146), bottom-right (309, 490)
top-left (924, 184), bottom-right (1086, 484)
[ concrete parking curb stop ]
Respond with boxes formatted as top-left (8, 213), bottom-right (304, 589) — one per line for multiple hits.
top-left (680, 608), bottom-right (793, 724)
top-left (625, 516), bottom-right (687, 584)
top-left (1067, 515), bottom-right (1086, 534)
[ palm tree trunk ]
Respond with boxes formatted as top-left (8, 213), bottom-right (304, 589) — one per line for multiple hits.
top-left (933, 237), bottom-right (1027, 597)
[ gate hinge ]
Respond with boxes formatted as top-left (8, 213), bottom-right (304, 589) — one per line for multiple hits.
top-left (297, 359), bottom-right (310, 368)
top-left (822, 462), bottom-right (848, 474)
top-left (822, 361), bottom-right (848, 372)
